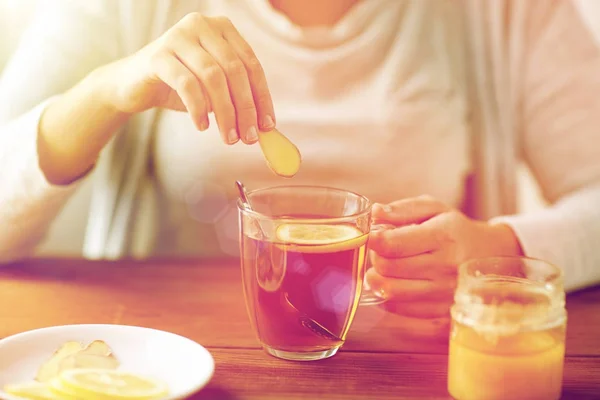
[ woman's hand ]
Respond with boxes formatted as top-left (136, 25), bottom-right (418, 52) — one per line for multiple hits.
top-left (38, 12), bottom-right (275, 184)
top-left (366, 196), bottom-right (523, 331)
top-left (109, 13), bottom-right (275, 145)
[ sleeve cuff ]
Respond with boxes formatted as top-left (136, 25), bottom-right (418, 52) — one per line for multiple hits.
top-left (489, 186), bottom-right (600, 293)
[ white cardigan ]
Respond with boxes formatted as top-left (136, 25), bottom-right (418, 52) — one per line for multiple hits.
top-left (0, 0), bottom-right (599, 292)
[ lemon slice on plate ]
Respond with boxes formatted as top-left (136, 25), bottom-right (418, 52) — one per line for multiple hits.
top-left (54, 368), bottom-right (168, 400)
top-left (275, 223), bottom-right (367, 253)
top-left (4, 381), bottom-right (57, 400)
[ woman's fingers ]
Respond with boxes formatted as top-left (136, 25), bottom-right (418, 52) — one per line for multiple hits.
top-left (188, 48), bottom-right (238, 144)
top-left (382, 300), bottom-right (451, 319)
top-left (366, 268), bottom-right (456, 301)
top-left (369, 222), bottom-right (440, 258)
top-left (370, 251), bottom-right (456, 280)
top-left (171, 38), bottom-right (238, 144)
top-left (214, 17), bottom-right (276, 131)
top-left (372, 196), bottom-right (450, 226)
top-left (194, 16), bottom-right (259, 144)
top-left (152, 53), bottom-right (209, 131)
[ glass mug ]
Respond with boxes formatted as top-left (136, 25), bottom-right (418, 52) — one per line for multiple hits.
top-left (448, 257), bottom-right (567, 400)
top-left (237, 185), bottom-right (386, 361)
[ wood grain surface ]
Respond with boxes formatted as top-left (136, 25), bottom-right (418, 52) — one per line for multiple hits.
top-left (1, 258), bottom-right (599, 399)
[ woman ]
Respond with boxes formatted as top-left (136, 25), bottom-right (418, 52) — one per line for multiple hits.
top-left (1, 0), bottom-right (599, 331)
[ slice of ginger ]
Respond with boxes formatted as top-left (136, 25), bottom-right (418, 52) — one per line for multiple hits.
top-left (59, 353), bottom-right (119, 374)
top-left (35, 341), bottom-right (84, 383)
top-left (35, 340), bottom-right (119, 382)
top-left (258, 128), bottom-right (301, 178)
top-left (79, 340), bottom-right (113, 357)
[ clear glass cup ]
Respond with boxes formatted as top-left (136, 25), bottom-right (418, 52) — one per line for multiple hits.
top-left (238, 185), bottom-right (380, 361)
top-left (448, 257), bottom-right (567, 400)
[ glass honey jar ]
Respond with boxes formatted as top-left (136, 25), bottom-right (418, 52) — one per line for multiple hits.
top-left (448, 257), bottom-right (567, 400)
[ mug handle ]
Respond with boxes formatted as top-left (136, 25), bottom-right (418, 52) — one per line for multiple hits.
top-left (358, 223), bottom-right (395, 306)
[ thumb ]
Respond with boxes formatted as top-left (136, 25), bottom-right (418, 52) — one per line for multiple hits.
top-left (372, 203), bottom-right (396, 224)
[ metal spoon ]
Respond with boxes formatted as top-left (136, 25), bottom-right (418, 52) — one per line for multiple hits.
top-left (235, 181), bottom-right (342, 343)
top-left (284, 293), bottom-right (343, 344)
top-left (235, 180), bottom-right (252, 208)
top-left (236, 180), bottom-right (266, 238)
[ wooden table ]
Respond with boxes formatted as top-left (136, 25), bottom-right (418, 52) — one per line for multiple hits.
top-left (1, 259), bottom-right (599, 399)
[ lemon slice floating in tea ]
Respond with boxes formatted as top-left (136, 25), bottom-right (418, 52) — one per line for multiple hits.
top-left (258, 128), bottom-right (301, 178)
top-left (53, 368), bottom-right (168, 400)
top-left (276, 224), bottom-right (367, 253)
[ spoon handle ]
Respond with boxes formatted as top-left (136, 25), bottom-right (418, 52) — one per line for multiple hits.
top-left (235, 181), bottom-right (267, 238)
top-left (235, 180), bottom-right (251, 208)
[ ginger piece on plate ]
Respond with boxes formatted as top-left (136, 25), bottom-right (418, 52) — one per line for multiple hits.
top-left (59, 352), bottom-right (119, 374)
top-left (80, 340), bottom-right (114, 356)
top-left (58, 340), bottom-right (119, 374)
top-left (35, 341), bottom-right (84, 382)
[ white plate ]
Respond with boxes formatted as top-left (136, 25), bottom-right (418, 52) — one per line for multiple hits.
top-left (0, 324), bottom-right (215, 400)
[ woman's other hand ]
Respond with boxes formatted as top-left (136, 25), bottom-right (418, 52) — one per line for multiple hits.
top-left (110, 13), bottom-right (275, 145)
top-left (366, 196), bottom-right (523, 328)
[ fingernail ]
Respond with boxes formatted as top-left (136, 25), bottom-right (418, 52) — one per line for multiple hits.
top-left (199, 119), bottom-right (209, 131)
top-left (247, 126), bottom-right (258, 143)
top-left (262, 115), bottom-right (275, 130)
top-left (370, 224), bottom-right (390, 233)
top-left (228, 129), bottom-right (239, 144)
top-left (374, 203), bottom-right (392, 213)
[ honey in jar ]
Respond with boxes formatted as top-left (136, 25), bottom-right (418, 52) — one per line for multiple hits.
top-left (448, 257), bottom-right (567, 400)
